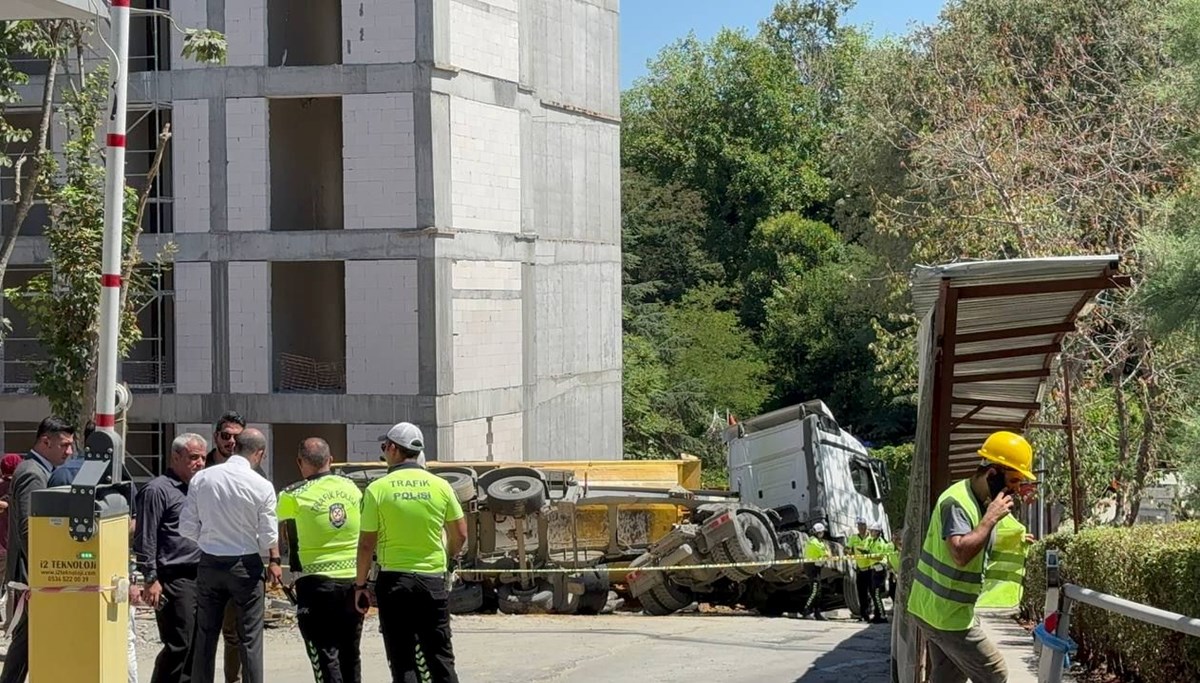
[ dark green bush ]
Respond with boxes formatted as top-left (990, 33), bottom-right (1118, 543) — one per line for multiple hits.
top-left (1020, 521), bottom-right (1200, 682)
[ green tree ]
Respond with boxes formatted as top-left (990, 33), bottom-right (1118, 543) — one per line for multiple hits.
top-left (1, 17), bottom-right (225, 430)
top-left (622, 28), bottom-right (827, 273)
top-left (621, 168), bottom-right (722, 304)
top-left (871, 443), bottom-right (913, 529)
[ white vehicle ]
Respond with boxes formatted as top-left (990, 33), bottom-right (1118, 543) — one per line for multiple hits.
top-left (626, 400), bottom-right (893, 616)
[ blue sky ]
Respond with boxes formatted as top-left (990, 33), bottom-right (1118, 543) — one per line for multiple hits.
top-left (620, 0), bottom-right (947, 89)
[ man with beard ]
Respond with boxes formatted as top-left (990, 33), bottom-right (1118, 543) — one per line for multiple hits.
top-left (136, 433), bottom-right (208, 683)
top-left (907, 431), bottom-right (1036, 683)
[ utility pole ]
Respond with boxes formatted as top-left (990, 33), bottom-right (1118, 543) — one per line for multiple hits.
top-left (1063, 361), bottom-right (1083, 533)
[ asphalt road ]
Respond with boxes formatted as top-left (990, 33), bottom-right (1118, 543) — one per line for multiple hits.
top-left (129, 611), bottom-right (894, 683)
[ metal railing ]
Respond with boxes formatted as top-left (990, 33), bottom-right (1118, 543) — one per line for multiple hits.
top-left (1038, 550), bottom-right (1200, 682)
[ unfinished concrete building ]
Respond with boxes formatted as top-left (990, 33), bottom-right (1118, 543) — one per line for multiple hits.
top-left (0, 0), bottom-right (623, 486)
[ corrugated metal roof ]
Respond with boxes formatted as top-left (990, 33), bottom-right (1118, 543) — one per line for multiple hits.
top-left (911, 255), bottom-right (1122, 478)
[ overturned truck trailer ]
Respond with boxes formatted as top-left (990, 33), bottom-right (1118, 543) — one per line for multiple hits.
top-left (334, 457), bottom-right (719, 614)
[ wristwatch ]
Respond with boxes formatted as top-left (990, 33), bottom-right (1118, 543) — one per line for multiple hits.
top-left (268, 557), bottom-right (282, 566)
top-left (353, 582), bottom-right (367, 590)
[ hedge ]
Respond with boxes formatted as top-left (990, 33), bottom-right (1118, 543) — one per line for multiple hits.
top-left (1020, 521), bottom-right (1200, 682)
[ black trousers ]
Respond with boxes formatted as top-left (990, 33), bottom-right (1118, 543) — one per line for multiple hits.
top-left (152, 565), bottom-right (199, 683)
top-left (376, 572), bottom-right (459, 683)
top-left (0, 604), bottom-right (29, 683)
top-left (295, 575), bottom-right (364, 683)
top-left (188, 553), bottom-right (266, 683)
top-left (855, 568), bottom-right (873, 618)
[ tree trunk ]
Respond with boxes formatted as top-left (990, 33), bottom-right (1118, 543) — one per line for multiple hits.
top-left (1124, 369), bottom-right (1159, 526)
top-left (1111, 367), bottom-right (1130, 522)
top-left (0, 27), bottom-right (63, 304)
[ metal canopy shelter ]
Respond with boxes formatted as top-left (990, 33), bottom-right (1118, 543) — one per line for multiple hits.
top-left (912, 255), bottom-right (1129, 498)
top-left (892, 255), bottom-right (1129, 683)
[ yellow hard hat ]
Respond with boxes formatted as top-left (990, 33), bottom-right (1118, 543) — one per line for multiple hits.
top-left (977, 431), bottom-right (1035, 481)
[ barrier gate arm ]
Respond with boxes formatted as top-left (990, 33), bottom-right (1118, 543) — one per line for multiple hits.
top-left (28, 1), bottom-right (135, 678)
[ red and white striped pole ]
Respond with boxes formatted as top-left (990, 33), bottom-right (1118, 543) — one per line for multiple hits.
top-left (96, 0), bottom-right (131, 481)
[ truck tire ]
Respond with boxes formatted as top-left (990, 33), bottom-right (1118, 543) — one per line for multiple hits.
top-left (449, 581), bottom-right (484, 614)
top-left (485, 475), bottom-right (545, 517)
top-left (843, 570), bottom-right (861, 616)
top-left (438, 471), bottom-right (477, 503)
top-left (640, 582), bottom-right (693, 616)
top-left (497, 582), bottom-right (555, 614)
top-left (717, 512), bottom-right (775, 580)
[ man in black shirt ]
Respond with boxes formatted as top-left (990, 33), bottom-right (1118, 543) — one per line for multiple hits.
top-left (136, 433), bottom-right (207, 683)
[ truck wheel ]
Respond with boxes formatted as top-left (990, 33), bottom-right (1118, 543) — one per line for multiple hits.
top-left (718, 512), bottom-right (775, 580)
top-left (449, 581), bottom-right (484, 614)
top-left (640, 582), bottom-right (693, 616)
top-left (843, 570), bottom-right (861, 616)
top-left (497, 582), bottom-right (555, 614)
top-left (438, 471), bottom-right (477, 503)
top-left (485, 475), bottom-right (546, 517)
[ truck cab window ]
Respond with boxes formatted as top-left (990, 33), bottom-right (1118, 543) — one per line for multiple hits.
top-left (850, 461), bottom-right (880, 500)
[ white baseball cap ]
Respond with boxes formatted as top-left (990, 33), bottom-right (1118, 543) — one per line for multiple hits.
top-left (855, 516), bottom-right (867, 525)
top-left (811, 522), bottom-right (826, 533)
top-left (379, 422), bottom-right (425, 452)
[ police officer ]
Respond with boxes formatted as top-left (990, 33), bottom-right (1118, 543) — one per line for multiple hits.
top-left (277, 438), bottom-right (364, 682)
top-left (867, 522), bottom-right (890, 624)
top-left (848, 517), bottom-right (873, 621)
top-left (907, 431), bottom-right (1035, 683)
top-left (800, 522), bottom-right (828, 621)
top-left (354, 422), bottom-right (467, 683)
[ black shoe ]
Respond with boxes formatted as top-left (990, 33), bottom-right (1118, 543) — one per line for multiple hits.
top-left (814, 612), bottom-right (828, 621)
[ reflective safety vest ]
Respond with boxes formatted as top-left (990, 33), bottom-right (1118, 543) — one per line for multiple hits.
top-left (908, 479), bottom-right (986, 631)
top-left (804, 536), bottom-right (828, 561)
top-left (849, 534), bottom-right (875, 570)
top-left (977, 514), bottom-right (1028, 608)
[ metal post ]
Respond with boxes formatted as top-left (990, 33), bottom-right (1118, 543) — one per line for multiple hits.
top-left (96, 0), bottom-right (132, 484)
top-left (1043, 595), bottom-right (1075, 683)
top-left (1037, 549), bottom-right (1063, 681)
top-left (1062, 362), bottom-right (1082, 533)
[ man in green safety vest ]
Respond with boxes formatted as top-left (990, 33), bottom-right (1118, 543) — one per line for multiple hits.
top-left (801, 522), bottom-right (829, 621)
top-left (907, 430), bottom-right (1036, 683)
top-left (977, 513), bottom-right (1031, 609)
top-left (277, 437), bottom-right (365, 681)
top-left (848, 517), bottom-right (875, 621)
top-left (867, 522), bottom-right (891, 624)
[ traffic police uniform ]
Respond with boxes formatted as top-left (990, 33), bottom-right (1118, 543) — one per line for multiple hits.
top-left (361, 461), bottom-right (465, 683)
top-left (848, 520), bottom-right (874, 620)
top-left (277, 471), bottom-right (364, 682)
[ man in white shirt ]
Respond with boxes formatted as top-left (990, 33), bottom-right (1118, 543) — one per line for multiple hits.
top-left (180, 428), bottom-right (282, 683)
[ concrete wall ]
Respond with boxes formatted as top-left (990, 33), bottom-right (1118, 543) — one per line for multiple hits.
top-left (226, 0), bottom-right (268, 67)
top-left (226, 99), bottom-right (269, 232)
top-left (228, 262), bottom-right (271, 393)
top-left (343, 94), bottom-right (418, 231)
top-left (171, 1), bottom-right (207, 71)
top-left (174, 262), bottom-right (213, 394)
top-left (343, 0), bottom-right (416, 64)
top-left (449, 98), bottom-right (522, 233)
top-left (344, 260), bottom-right (420, 394)
top-left (449, 0), bottom-right (520, 82)
top-left (172, 100), bottom-right (210, 233)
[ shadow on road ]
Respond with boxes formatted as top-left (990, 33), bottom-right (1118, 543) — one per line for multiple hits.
top-left (793, 621), bottom-right (893, 683)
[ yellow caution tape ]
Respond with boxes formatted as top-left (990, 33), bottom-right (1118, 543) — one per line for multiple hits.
top-left (454, 554), bottom-right (891, 577)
